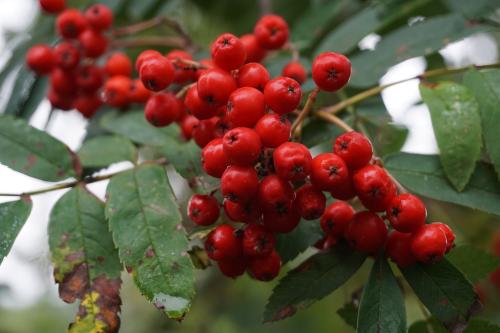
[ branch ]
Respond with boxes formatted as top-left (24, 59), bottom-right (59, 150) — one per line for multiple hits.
top-left (315, 110), bottom-right (353, 132)
top-left (0, 159), bottom-right (167, 198)
top-left (321, 62), bottom-right (500, 115)
top-left (291, 87), bottom-right (320, 138)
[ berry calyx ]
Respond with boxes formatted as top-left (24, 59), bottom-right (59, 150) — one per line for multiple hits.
top-left (310, 153), bottom-right (349, 191)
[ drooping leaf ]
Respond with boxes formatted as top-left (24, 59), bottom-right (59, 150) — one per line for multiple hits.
top-left (78, 135), bottom-right (137, 168)
top-left (420, 82), bottom-right (482, 191)
top-left (357, 257), bottom-right (406, 333)
top-left (349, 14), bottom-right (489, 87)
top-left (401, 259), bottom-right (480, 332)
top-left (48, 185), bottom-right (122, 332)
top-left (106, 164), bottom-right (195, 319)
top-left (446, 245), bottom-right (500, 283)
top-left (463, 69), bottom-right (500, 181)
top-left (100, 110), bottom-right (180, 146)
top-left (275, 221), bottom-right (323, 264)
top-left (0, 197), bottom-right (32, 265)
top-left (385, 153), bottom-right (500, 216)
top-left (263, 244), bottom-right (366, 322)
top-left (0, 116), bottom-right (79, 181)
top-left (337, 302), bottom-right (358, 329)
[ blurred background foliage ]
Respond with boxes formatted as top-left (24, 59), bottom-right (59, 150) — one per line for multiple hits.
top-left (0, 0), bottom-right (500, 332)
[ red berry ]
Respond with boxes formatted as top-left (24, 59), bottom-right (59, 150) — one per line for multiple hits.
top-left (214, 114), bottom-right (232, 138)
top-left (320, 201), bottom-right (355, 237)
top-left (226, 87), bottom-right (265, 127)
top-left (237, 62), bottom-right (270, 91)
top-left (85, 4), bottom-right (113, 31)
top-left (56, 9), bottom-right (87, 39)
top-left (255, 114), bottom-right (291, 148)
top-left (344, 211), bottom-right (388, 254)
top-left (50, 68), bottom-right (77, 96)
top-left (258, 174), bottom-right (294, 214)
top-left (221, 165), bottom-right (259, 203)
top-left (184, 85), bottom-right (218, 120)
top-left (242, 224), bottom-right (276, 258)
top-left (194, 58), bottom-right (215, 80)
top-left (76, 64), bottom-right (103, 93)
top-left (310, 153), bottom-right (349, 191)
top-left (490, 267), bottom-right (500, 290)
top-left (492, 230), bottom-right (500, 257)
top-left (211, 33), bottom-right (246, 71)
top-left (79, 29), bottom-right (108, 58)
top-left (410, 224), bottom-right (447, 263)
top-left (386, 194), bottom-right (427, 233)
top-left (39, 0), bottom-right (65, 13)
top-left (201, 138), bottom-right (229, 178)
top-left (240, 34), bottom-right (267, 63)
top-left (103, 75), bottom-right (131, 108)
top-left (218, 257), bottom-right (247, 278)
top-left (144, 93), bottom-right (180, 127)
top-left (48, 89), bottom-right (73, 110)
top-left (205, 224), bottom-right (242, 260)
top-left (74, 93), bottom-right (102, 118)
top-left (129, 79), bottom-right (152, 103)
top-left (254, 15), bottom-right (289, 50)
top-left (329, 177), bottom-right (356, 201)
top-left (179, 114), bottom-right (199, 140)
top-left (223, 127), bottom-right (261, 166)
top-left (248, 250), bottom-right (281, 281)
top-left (273, 142), bottom-right (312, 181)
top-left (282, 62), bottom-right (307, 85)
top-left (353, 165), bottom-right (397, 212)
top-left (105, 52), bottom-right (132, 77)
top-left (334, 131), bottom-right (373, 170)
top-left (433, 222), bottom-right (455, 253)
top-left (223, 199), bottom-right (261, 224)
top-left (264, 76), bottom-right (302, 115)
top-left (26, 44), bottom-right (54, 75)
top-left (166, 50), bottom-right (195, 83)
top-left (135, 50), bottom-right (162, 72)
top-left (197, 68), bottom-right (237, 107)
top-left (53, 42), bottom-right (80, 70)
top-left (262, 203), bottom-right (300, 233)
top-left (312, 52), bottom-right (351, 92)
top-left (192, 117), bottom-right (218, 148)
top-left (187, 194), bottom-right (220, 226)
top-left (386, 231), bottom-right (416, 267)
top-left (139, 56), bottom-right (174, 91)
top-left (295, 183), bottom-right (326, 220)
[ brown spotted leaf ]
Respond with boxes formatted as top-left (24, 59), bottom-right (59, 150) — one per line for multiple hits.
top-left (49, 185), bottom-right (122, 333)
top-left (105, 164), bottom-right (195, 319)
top-left (264, 243), bottom-right (366, 322)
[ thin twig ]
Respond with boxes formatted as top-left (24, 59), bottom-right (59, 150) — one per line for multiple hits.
top-left (292, 87), bottom-right (320, 138)
top-left (174, 58), bottom-right (207, 70)
top-left (315, 110), bottom-right (354, 132)
top-left (175, 83), bottom-right (195, 99)
top-left (43, 107), bottom-right (55, 131)
top-left (111, 37), bottom-right (187, 49)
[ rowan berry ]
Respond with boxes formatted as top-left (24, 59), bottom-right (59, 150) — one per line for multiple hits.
top-left (237, 62), bottom-right (270, 91)
top-left (76, 64), bottom-right (103, 93)
top-left (135, 50), bottom-right (162, 72)
top-left (50, 68), bottom-right (77, 96)
top-left (344, 211), bottom-right (388, 254)
top-left (79, 29), bottom-right (108, 58)
top-left (255, 114), bottom-right (291, 148)
top-left (26, 44), bottom-right (54, 75)
top-left (226, 87), bottom-right (265, 127)
top-left (84, 4), bottom-right (113, 31)
top-left (258, 174), bottom-right (294, 214)
top-left (248, 250), bottom-right (281, 281)
top-left (223, 199), bottom-right (261, 224)
top-left (105, 52), bottom-right (132, 77)
top-left (273, 142), bottom-right (312, 181)
top-left (74, 93), bottom-right (101, 118)
top-left (221, 165), bottom-right (259, 203)
top-left (205, 224), bottom-right (242, 260)
top-left (139, 56), bottom-right (174, 91)
top-left (144, 93), bottom-right (180, 127)
top-left (264, 76), bottom-right (302, 115)
top-left (47, 89), bottom-right (73, 110)
top-left (334, 131), bottom-right (373, 170)
top-left (197, 68), bottom-right (237, 107)
top-left (353, 165), bottom-right (397, 212)
top-left (179, 114), bottom-right (199, 140)
top-left (242, 224), bottom-right (276, 258)
top-left (312, 52), bottom-right (351, 92)
top-left (295, 183), bottom-right (326, 220)
top-left (211, 33), bottom-right (246, 71)
top-left (240, 34), bottom-right (267, 63)
top-left (56, 9), bottom-right (87, 39)
top-left (329, 177), bottom-right (357, 201)
top-left (184, 85), bottom-right (218, 120)
top-left (433, 222), bottom-right (455, 253)
top-left (310, 153), bottom-right (349, 191)
top-left (254, 15), bottom-right (289, 50)
top-left (282, 62), bottom-right (307, 85)
top-left (192, 117), bottom-right (218, 148)
top-left (320, 201), bottom-right (355, 237)
top-left (166, 50), bottom-right (195, 83)
top-left (103, 75), bottom-right (131, 108)
top-left (53, 42), bottom-right (80, 70)
top-left (263, 207), bottom-right (300, 233)
top-left (410, 224), bottom-right (447, 263)
top-left (386, 231), bottom-right (416, 267)
top-left (39, 0), bottom-right (65, 13)
top-left (386, 194), bottom-right (427, 233)
top-left (223, 127), bottom-right (261, 166)
top-left (129, 79), bottom-right (151, 103)
top-left (201, 138), bottom-right (229, 178)
top-left (218, 257), bottom-right (247, 278)
top-left (187, 194), bottom-right (220, 226)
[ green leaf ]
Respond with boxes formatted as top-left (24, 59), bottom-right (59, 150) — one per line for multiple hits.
top-left (408, 318), bottom-right (448, 333)
top-left (444, 0), bottom-right (500, 18)
top-left (357, 257), bottom-right (406, 333)
top-left (0, 197), bottom-right (32, 265)
top-left (275, 221), bottom-right (323, 264)
top-left (263, 244), bottom-right (366, 322)
top-left (401, 259), bottom-right (480, 332)
top-left (48, 185), bottom-right (122, 332)
top-left (100, 111), bottom-right (180, 146)
top-left (350, 14), bottom-right (489, 87)
top-left (0, 116), bottom-right (79, 181)
top-left (19, 76), bottom-right (49, 120)
top-left (78, 135), bottom-right (137, 168)
top-left (464, 318), bottom-right (500, 333)
top-left (157, 138), bottom-right (203, 180)
top-left (3, 66), bottom-right (36, 116)
top-left (385, 153), bottom-right (500, 216)
top-left (463, 69), bottom-right (500, 181)
top-left (302, 118), bottom-right (345, 148)
top-left (337, 302), bottom-right (358, 329)
top-left (446, 245), bottom-right (500, 283)
top-left (127, 0), bottom-right (162, 20)
top-left (106, 164), bottom-right (195, 319)
top-left (420, 82), bottom-right (482, 191)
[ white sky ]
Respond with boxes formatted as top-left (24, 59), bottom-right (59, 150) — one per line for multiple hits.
top-left (0, 0), bottom-right (498, 308)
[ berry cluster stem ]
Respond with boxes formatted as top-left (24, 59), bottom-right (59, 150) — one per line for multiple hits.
top-left (315, 110), bottom-right (353, 132)
top-left (292, 87), bottom-right (320, 138)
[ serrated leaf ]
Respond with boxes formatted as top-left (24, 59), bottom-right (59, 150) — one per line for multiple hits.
top-left (357, 257), bottom-right (406, 333)
top-left (157, 138), bottom-right (203, 180)
top-left (263, 244), bottom-right (366, 322)
top-left (463, 69), bottom-right (500, 181)
top-left (106, 164), bottom-right (195, 319)
top-left (420, 82), bottom-right (482, 191)
top-left (401, 259), bottom-right (480, 332)
top-left (349, 14), bottom-right (489, 87)
top-left (100, 111), bottom-right (180, 146)
top-left (48, 185), bottom-right (122, 332)
top-left (337, 302), bottom-right (358, 329)
top-left (385, 153), bottom-right (500, 216)
top-left (275, 221), bottom-right (323, 264)
top-left (0, 197), bottom-right (32, 265)
top-left (464, 318), bottom-right (500, 333)
top-left (78, 135), bottom-right (137, 168)
top-left (446, 245), bottom-right (500, 283)
top-left (0, 116), bottom-right (79, 181)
